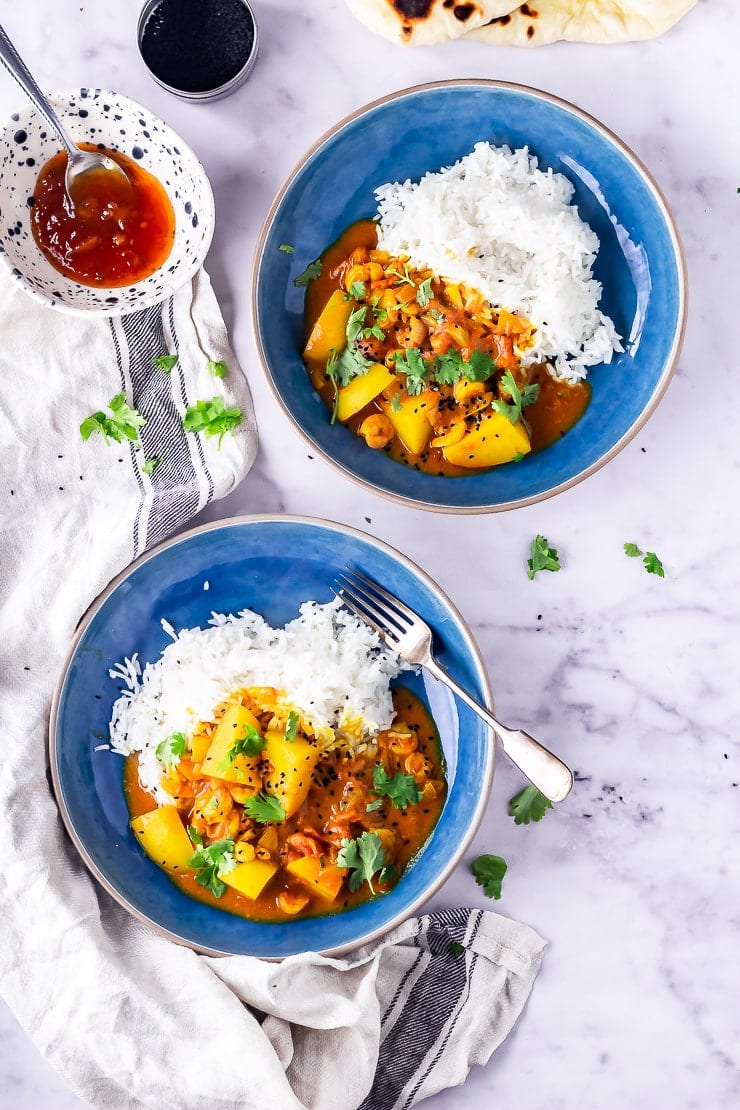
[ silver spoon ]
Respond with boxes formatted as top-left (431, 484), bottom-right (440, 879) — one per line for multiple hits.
top-left (0, 22), bottom-right (129, 205)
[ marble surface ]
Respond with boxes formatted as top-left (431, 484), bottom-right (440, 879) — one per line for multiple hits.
top-left (1, 0), bottom-right (739, 1106)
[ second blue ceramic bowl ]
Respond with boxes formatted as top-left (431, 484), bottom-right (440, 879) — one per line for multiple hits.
top-left (49, 516), bottom-right (494, 958)
top-left (253, 80), bottom-right (686, 513)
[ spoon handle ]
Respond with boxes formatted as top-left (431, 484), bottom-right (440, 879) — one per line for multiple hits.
top-left (425, 656), bottom-right (574, 803)
top-left (0, 23), bottom-right (77, 159)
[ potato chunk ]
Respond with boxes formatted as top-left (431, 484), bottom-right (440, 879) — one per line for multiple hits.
top-left (264, 729), bottom-right (320, 818)
top-left (303, 290), bottom-right (354, 363)
top-left (130, 806), bottom-right (194, 872)
top-left (286, 857), bottom-right (347, 902)
top-left (380, 394), bottom-right (433, 456)
top-left (336, 363), bottom-right (395, 423)
top-left (201, 705), bottom-right (263, 792)
top-left (221, 859), bottom-right (277, 900)
top-left (442, 411), bottom-right (531, 468)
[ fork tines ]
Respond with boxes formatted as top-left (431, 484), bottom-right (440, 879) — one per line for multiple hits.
top-left (333, 569), bottom-right (410, 643)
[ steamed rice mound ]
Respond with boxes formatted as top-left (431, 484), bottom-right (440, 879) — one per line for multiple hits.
top-left (375, 142), bottom-right (622, 382)
top-left (109, 599), bottom-right (406, 799)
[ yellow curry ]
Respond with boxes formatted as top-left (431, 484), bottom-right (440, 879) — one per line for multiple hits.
top-left (125, 686), bottom-right (445, 922)
top-left (301, 220), bottom-right (590, 476)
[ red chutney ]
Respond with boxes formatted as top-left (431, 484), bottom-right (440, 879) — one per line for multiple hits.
top-left (30, 144), bottom-right (175, 287)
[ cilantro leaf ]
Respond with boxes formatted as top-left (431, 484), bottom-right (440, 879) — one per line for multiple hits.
top-left (207, 359), bottom-right (229, 379)
top-left (643, 551), bottom-right (665, 577)
top-left (155, 731), bottom-right (187, 768)
top-left (182, 397), bottom-right (242, 447)
top-left (509, 785), bottom-right (553, 825)
top-left (337, 831), bottom-right (385, 893)
top-left (448, 941), bottom-right (465, 956)
top-left (188, 826), bottom-right (203, 847)
top-left (392, 348), bottom-right (429, 396)
top-left (366, 798), bottom-right (384, 812)
top-left (325, 350), bottom-right (341, 424)
top-left (347, 280), bottom-right (366, 300)
top-left (364, 323), bottom-right (385, 341)
top-left (243, 792), bottom-right (286, 824)
top-left (154, 353), bottom-right (178, 373)
top-left (416, 277), bottom-right (434, 308)
top-left (527, 534), bottom-right (561, 580)
top-left (142, 457), bottom-right (160, 475)
top-left (493, 370), bottom-right (540, 424)
top-left (387, 263), bottom-right (415, 288)
top-left (334, 344), bottom-right (372, 387)
top-left (465, 349), bottom-right (497, 382)
top-left (471, 854), bottom-right (507, 900)
top-left (188, 837), bottom-right (236, 897)
top-left (432, 349), bottom-right (466, 385)
top-left (624, 542), bottom-right (641, 557)
top-left (294, 258), bottom-right (322, 287)
top-left (285, 711), bottom-right (299, 742)
top-left (371, 764), bottom-right (422, 810)
top-left (279, 243), bottom-right (294, 254)
top-left (390, 392), bottom-right (403, 413)
top-left (227, 723), bottom-right (264, 761)
top-left (80, 393), bottom-right (146, 446)
top-left (346, 305), bottom-right (367, 348)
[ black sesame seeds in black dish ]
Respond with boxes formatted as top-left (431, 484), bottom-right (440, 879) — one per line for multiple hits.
top-left (138, 0), bottom-right (258, 99)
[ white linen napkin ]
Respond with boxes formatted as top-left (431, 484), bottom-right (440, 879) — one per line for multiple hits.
top-left (0, 270), bottom-right (545, 1109)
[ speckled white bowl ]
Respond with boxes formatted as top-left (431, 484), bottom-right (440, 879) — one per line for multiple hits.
top-left (0, 87), bottom-right (215, 316)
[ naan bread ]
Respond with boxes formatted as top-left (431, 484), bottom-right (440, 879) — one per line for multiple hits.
top-left (466, 0), bottom-right (699, 46)
top-left (344, 0), bottom-right (517, 45)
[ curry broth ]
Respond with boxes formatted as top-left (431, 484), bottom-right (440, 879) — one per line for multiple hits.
top-left (303, 219), bottom-right (590, 473)
top-left (123, 687), bottom-right (446, 922)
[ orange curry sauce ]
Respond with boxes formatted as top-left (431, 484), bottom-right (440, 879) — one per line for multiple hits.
top-left (31, 144), bottom-right (175, 287)
top-left (124, 688), bottom-right (446, 922)
top-left (304, 219), bottom-right (591, 474)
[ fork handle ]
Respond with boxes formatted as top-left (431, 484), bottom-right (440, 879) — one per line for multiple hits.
top-left (425, 658), bottom-right (573, 803)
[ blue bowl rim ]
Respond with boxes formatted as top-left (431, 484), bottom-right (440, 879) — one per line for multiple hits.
top-left (251, 78), bottom-right (688, 515)
top-left (0, 87), bottom-right (216, 319)
top-left (48, 513), bottom-right (496, 959)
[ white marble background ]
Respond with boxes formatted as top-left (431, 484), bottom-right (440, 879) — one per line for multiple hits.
top-left (1, 0), bottom-right (739, 1107)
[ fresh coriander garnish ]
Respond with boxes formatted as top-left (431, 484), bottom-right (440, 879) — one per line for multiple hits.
top-left (142, 457), bottom-right (160, 475)
top-left (243, 792), bottom-right (286, 824)
top-left (448, 941), bottom-right (465, 956)
top-left (294, 258), bottom-right (322, 287)
top-left (182, 397), bottom-right (242, 446)
top-left (346, 305), bottom-right (367, 347)
top-left (155, 731), bottom-right (186, 768)
top-left (390, 392), bottom-right (403, 413)
top-left (416, 277), bottom-right (434, 308)
top-left (371, 764), bottom-right (422, 810)
top-left (207, 359), bottom-right (229, 379)
top-left (387, 263), bottom-right (415, 288)
top-left (347, 280), bottom-right (366, 300)
top-left (363, 323), bottom-right (385, 341)
top-left (465, 349), bottom-right (498, 382)
top-left (432, 348), bottom-right (466, 385)
top-left (493, 370), bottom-right (540, 424)
top-left (366, 798), bottom-right (384, 812)
top-left (643, 551), bottom-right (665, 577)
top-left (623, 543), bottom-right (665, 577)
top-left (337, 830), bottom-right (386, 893)
top-left (226, 724), bottom-right (264, 761)
top-left (285, 711), bottom-right (299, 742)
top-left (188, 837), bottom-right (236, 897)
top-left (509, 785), bottom-right (552, 825)
top-left (279, 243), bottom-right (295, 254)
top-left (527, 534), bottom-right (561, 580)
top-left (188, 826), bottom-right (203, 847)
top-left (471, 854), bottom-right (507, 900)
top-left (326, 350), bottom-right (341, 425)
top-left (154, 353), bottom-right (178, 373)
top-left (391, 348), bottom-right (428, 396)
top-left (80, 393), bottom-right (146, 446)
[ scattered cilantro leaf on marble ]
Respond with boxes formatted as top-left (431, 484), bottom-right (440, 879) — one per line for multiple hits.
top-left (509, 785), bottom-right (553, 825)
top-left (471, 854), bottom-right (507, 900)
top-left (527, 535), bottom-right (561, 580)
top-left (643, 551), bottom-right (665, 578)
top-left (624, 542), bottom-right (641, 557)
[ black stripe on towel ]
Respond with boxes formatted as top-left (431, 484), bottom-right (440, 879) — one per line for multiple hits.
top-left (119, 300), bottom-right (204, 551)
top-left (359, 909), bottom-right (483, 1110)
top-left (109, 316), bottom-right (146, 558)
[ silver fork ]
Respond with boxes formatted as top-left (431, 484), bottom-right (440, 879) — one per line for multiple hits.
top-left (334, 569), bottom-right (573, 803)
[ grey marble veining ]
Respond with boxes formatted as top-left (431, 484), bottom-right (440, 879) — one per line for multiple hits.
top-left (1, 0), bottom-right (739, 1106)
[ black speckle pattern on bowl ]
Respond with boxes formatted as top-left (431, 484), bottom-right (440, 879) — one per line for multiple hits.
top-left (0, 88), bottom-right (215, 316)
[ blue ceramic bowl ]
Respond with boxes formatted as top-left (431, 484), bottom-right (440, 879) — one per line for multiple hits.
top-left (50, 516), bottom-right (494, 958)
top-left (253, 81), bottom-right (686, 512)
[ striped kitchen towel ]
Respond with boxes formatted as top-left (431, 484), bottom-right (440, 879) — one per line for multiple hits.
top-left (0, 268), bottom-right (544, 1110)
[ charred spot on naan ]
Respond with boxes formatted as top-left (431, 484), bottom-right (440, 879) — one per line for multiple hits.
top-left (390, 0), bottom-right (483, 32)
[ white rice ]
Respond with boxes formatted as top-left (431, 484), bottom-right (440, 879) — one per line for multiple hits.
top-left (108, 598), bottom-right (406, 802)
top-left (375, 142), bottom-right (622, 382)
